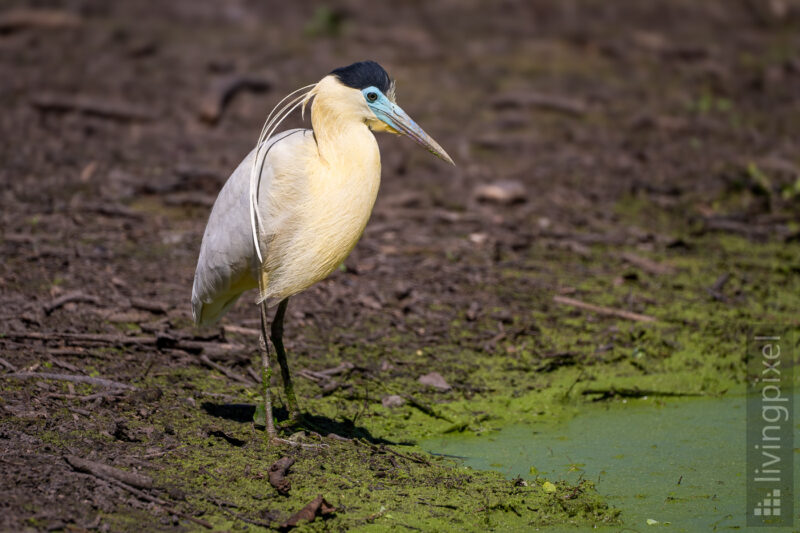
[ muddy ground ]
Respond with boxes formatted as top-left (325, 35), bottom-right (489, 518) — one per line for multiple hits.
top-left (1, 0), bottom-right (799, 531)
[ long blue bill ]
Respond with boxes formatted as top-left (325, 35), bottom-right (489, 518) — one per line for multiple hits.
top-left (366, 91), bottom-right (455, 165)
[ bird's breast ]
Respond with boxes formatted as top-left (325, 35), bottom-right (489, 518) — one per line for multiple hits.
top-left (304, 156), bottom-right (381, 271)
top-left (262, 131), bottom-right (382, 301)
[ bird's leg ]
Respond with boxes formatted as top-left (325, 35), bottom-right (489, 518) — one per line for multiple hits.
top-left (271, 297), bottom-right (301, 423)
top-left (259, 299), bottom-right (276, 438)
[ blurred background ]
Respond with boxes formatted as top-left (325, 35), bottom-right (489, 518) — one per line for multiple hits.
top-left (1, 0), bottom-right (799, 530)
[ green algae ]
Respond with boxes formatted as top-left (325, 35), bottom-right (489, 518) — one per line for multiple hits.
top-left (140, 389), bottom-right (618, 531)
top-left (422, 393), bottom-right (792, 532)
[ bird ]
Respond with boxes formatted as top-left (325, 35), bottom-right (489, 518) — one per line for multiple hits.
top-left (191, 61), bottom-right (454, 440)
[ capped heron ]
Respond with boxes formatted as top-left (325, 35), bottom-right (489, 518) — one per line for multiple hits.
top-left (191, 61), bottom-right (454, 439)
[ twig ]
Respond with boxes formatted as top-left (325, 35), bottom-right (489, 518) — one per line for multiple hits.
top-left (46, 390), bottom-right (125, 401)
top-left (382, 445), bottom-right (431, 466)
top-left (129, 298), bottom-right (170, 314)
top-left (553, 295), bottom-right (657, 323)
top-left (3, 331), bottom-right (157, 346)
top-left (5, 330), bottom-right (246, 359)
top-left (174, 340), bottom-right (249, 360)
top-left (299, 362), bottom-right (354, 382)
top-left (199, 74), bottom-right (271, 125)
top-left (355, 439), bottom-right (432, 466)
top-left (210, 496), bottom-right (272, 528)
top-left (48, 348), bottom-right (103, 358)
top-left (708, 273), bottom-right (731, 302)
top-left (47, 356), bottom-right (83, 374)
top-left (77, 202), bottom-right (143, 220)
top-left (297, 369), bottom-right (323, 383)
top-left (247, 366), bottom-right (262, 383)
top-left (66, 456), bottom-right (211, 529)
top-left (223, 324), bottom-right (260, 337)
top-left (143, 445), bottom-right (185, 459)
top-left (618, 252), bottom-right (676, 276)
top-left (416, 499), bottom-right (458, 509)
top-left (491, 90), bottom-right (588, 116)
top-left (198, 354), bottom-right (251, 385)
top-left (0, 8), bottom-right (82, 31)
top-left (3, 371), bottom-right (136, 390)
top-left (269, 437), bottom-right (328, 450)
top-left (31, 93), bottom-right (156, 122)
top-left (320, 380), bottom-right (350, 396)
top-left (65, 455), bottom-right (153, 489)
top-left (43, 291), bottom-right (101, 314)
top-left (581, 387), bottom-right (704, 400)
top-left (402, 394), bottom-right (453, 422)
top-left (0, 357), bottom-right (18, 372)
top-left (315, 361), bottom-right (355, 377)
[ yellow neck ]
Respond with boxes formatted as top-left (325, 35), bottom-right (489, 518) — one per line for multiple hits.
top-left (310, 93), bottom-right (379, 172)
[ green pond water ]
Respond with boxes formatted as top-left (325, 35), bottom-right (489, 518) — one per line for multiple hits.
top-left (423, 394), bottom-right (800, 532)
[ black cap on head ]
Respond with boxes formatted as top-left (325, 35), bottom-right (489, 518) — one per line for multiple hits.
top-left (330, 61), bottom-right (391, 93)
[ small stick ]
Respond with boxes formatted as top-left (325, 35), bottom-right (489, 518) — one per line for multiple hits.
top-left (3, 371), bottom-right (136, 389)
top-left (0, 8), bottom-right (82, 30)
top-left (210, 495), bottom-right (272, 528)
top-left (129, 298), bottom-right (170, 314)
top-left (199, 354), bottom-right (251, 385)
top-left (491, 90), bottom-right (588, 116)
top-left (382, 445), bottom-right (431, 466)
top-left (618, 252), bottom-right (676, 276)
top-left (223, 324), bottom-right (260, 337)
top-left (247, 366), bottom-right (262, 383)
top-left (553, 295), bottom-right (657, 323)
top-left (354, 439), bottom-right (431, 466)
top-left (30, 93), bottom-right (155, 122)
top-left (199, 74), bottom-right (271, 125)
top-left (6, 331), bottom-right (245, 358)
top-left (402, 394), bottom-right (453, 422)
top-left (49, 348), bottom-right (93, 357)
top-left (79, 202), bottom-right (143, 220)
top-left (47, 356), bottom-right (83, 374)
top-left (46, 390), bottom-right (124, 401)
top-left (708, 273), bottom-right (731, 301)
top-left (581, 387), bottom-right (703, 399)
top-left (65, 455), bottom-right (153, 489)
top-left (69, 462), bottom-right (211, 529)
top-left (4, 331), bottom-right (157, 346)
top-left (315, 361), bottom-right (355, 377)
top-left (297, 369), bottom-right (323, 383)
top-left (297, 362), bottom-right (355, 382)
top-left (0, 357), bottom-right (18, 372)
top-left (43, 291), bottom-right (101, 314)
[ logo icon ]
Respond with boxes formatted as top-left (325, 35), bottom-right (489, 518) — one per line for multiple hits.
top-left (753, 489), bottom-right (781, 517)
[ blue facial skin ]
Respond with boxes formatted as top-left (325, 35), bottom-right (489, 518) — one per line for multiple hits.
top-left (362, 86), bottom-right (402, 131)
top-left (361, 85), bottom-right (433, 139)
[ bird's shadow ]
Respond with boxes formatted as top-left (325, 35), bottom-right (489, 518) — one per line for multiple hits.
top-left (200, 402), bottom-right (403, 445)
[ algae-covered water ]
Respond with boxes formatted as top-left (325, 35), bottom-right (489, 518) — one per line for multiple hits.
top-left (424, 394), bottom-right (800, 532)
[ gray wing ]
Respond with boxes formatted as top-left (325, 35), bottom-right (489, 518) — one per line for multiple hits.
top-left (191, 129), bottom-right (309, 326)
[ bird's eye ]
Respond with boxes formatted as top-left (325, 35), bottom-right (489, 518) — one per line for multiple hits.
top-left (366, 92), bottom-right (378, 102)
